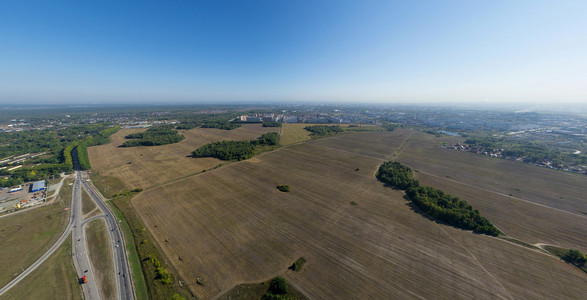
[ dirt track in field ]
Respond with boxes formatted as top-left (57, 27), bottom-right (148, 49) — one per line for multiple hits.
top-left (118, 129), bottom-right (587, 299)
top-left (88, 124), bottom-right (279, 190)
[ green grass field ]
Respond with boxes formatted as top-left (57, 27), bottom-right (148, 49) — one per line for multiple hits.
top-left (0, 179), bottom-right (74, 288)
top-left (1, 236), bottom-right (81, 300)
top-left (85, 218), bottom-right (116, 299)
top-left (279, 123), bottom-right (311, 145)
top-left (81, 187), bottom-right (97, 215)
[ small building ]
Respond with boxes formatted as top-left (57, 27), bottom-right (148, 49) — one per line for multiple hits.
top-left (9, 185), bottom-right (23, 193)
top-left (31, 180), bottom-right (46, 192)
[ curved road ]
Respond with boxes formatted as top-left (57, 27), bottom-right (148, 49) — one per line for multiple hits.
top-left (81, 172), bottom-right (135, 300)
top-left (0, 181), bottom-right (77, 296)
top-left (0, 171), bottom-right (135, 300)
top-left (72, 172), bottom-right (102, 300)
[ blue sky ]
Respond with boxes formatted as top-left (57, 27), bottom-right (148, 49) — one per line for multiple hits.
top-left (1, 0), bottom-right (586, 105)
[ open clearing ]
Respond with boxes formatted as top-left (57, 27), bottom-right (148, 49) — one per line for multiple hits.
top-left (279, 123), bottom-right (311, 145)
top-left (88, 124), bottom-right (279, 190)
top-left (85, 218), bottom-right (116, 300)
top-left (0, 178), bottom-right (73, 288)
top-left (123, 130), bottom-right (587, 299)
top-left (2, 237), bottom-right (81, 300)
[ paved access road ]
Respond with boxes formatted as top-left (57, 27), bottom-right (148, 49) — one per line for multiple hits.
top-left (0, 171), bottom-right (136, 300)
top-left (81, 172), bottom-right (135, 300)
top-left (0, 171), bottom-right (102, 298)
top-left (72, 172), bottom-right (102, 300)
top-left (0, 180), bottom-right (77, 296)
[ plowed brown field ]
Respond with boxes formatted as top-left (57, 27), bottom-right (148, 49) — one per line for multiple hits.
top-left (104, 129), bottom-right (587, 299)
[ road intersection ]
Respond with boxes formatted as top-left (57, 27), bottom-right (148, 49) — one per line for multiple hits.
top-left (0, 171), bottom-right (135, 299)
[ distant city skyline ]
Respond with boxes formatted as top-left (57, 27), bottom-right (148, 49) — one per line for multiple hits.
top-left (1, 1), bottom-right (586, 105)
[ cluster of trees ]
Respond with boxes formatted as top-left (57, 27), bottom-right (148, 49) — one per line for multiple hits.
top-left (0, 164), bottom-right (68, 187)
top-left (406, 186), bottom-right (501, 236)
top-left (193, 141), bottom-right (254, 161)
top-left (262, 122), bottom-right (282, 127)
top-left (376, 161), bottom-right (417, 190)
top-left (382, 123), bottom-right (399, 131)
top-left (122, 125), bottom-right (185, 147)
top-left (563, 249), bottom-right (587, 267)
top-left (149, 255), bottom-right (172, 284)
top-left (304, 125), bottom-right (344, 136)
top-left (201, 121), bottom-right (240, 130)
top-left (175, 123), bottom-right (200, 130)
top-left (376, 161), bottom-right (500, 236)
top-left (276, 185), bottom-right (290, 192)
top-left (289, 257), bottom-right (306, 271)
top-left (0, 124), bottom-right (117, 159)
top-left (192, 133), bottom-right (281, 161)
top-left (252, 132), bottom-right (280, 146)
top-left (0, 125), bottom-right (119, 186)
top-left (262, 277), bottom-right (289, 300)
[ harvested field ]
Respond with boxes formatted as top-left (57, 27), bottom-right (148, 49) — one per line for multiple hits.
top-left (2, 237), bottom-right (81, 300)
top-left (396, 131), bottom-right (587, 215)
top-left (85, 218), bottom-right (116, 300)
top-left (0, 179), bottom-right (73, 287)
top-left (88, 124), bottom-right (279, 190)
top-left (127, 131), bottom-right (587, 299)
top-left (394, 131), bottom-right (587, 252)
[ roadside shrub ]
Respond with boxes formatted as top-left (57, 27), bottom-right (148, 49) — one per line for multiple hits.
top-left (156, 267), bottom-right (172, 284)
top-left (171, 294), bottom-right (185, 300)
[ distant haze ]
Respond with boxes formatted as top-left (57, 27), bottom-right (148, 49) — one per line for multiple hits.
top-left (1, 1), bottom-right (586, 106)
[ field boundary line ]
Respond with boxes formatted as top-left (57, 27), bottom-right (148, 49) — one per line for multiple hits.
top-left (415, 169), bottom-right (587, 219)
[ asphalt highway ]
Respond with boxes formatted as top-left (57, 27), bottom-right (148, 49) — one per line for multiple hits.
top-left (81, 172), bottom-right (135, 300)
top-left (0, 171), bottom-right (135, 300)
top-left (72, 172), bottom-right (101, 300)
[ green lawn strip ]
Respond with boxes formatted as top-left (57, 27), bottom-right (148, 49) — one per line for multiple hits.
top-left (81, 187), bottom-right (97, 215)
top-left (106, 201), bottom-right (148, 300)
top-left (2, 235), bottom-right (81, 300)
top-left (85, 219), bottom-right (116, 299)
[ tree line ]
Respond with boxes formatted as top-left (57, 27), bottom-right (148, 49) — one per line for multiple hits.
top-left (304, 125), bottom-right (344, 136)
top-left (376, 161), bottom-right (500, 236)
top-left (192, 132), bottom-right (280, 161)
top-left (121, 125), bottom-right (185, 147)
top-left (0, 125), bottom-right (119, 187)
top-left (262, 122), bottom-right (281, 127)
top-left (200, 121), bottom-right (241, 130)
